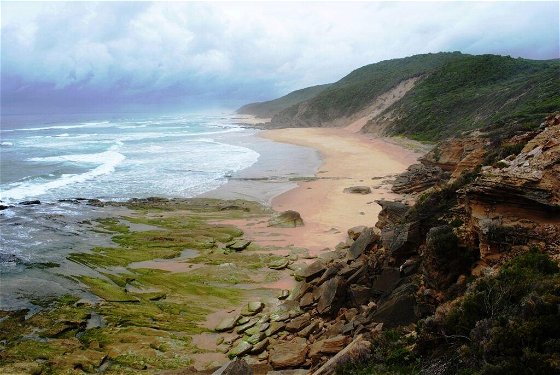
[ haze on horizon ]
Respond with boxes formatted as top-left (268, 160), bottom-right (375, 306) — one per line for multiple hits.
top-left (1, 1), bottom-right (559, 117)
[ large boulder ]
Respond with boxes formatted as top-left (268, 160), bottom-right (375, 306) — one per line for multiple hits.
top-left (294, 260), bottom-right (326, 282)
top-left (381, 222), bottom-right (420, 262)
top-left (269, 337), bottom-right (309, 369)
top-left (269, 210), bottom-right (304, 228)
top-left (317, 277), bottom-right (347, 315)
top-left (375, 200), bottom-right (409, 229)
top-left (347, 228), bottom-right (378, 260)
top-left (369, 283), bottom-right (418, 328)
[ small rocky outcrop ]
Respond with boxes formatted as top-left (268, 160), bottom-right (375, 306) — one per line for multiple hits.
top-left (392, 163), bottom-right (448, 193)
top-left (375, 200), bottom-right (409, 229)
top-left (269, 211), bottom-right (305, 228)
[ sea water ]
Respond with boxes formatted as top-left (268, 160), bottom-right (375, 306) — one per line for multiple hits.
top-left (0, 113), bottom-right (259, 203)
top-left (0, 112), bottom-right (263, 308)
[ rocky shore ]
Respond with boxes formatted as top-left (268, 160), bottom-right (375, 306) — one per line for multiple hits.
top-left (1, 113), bottom-right (558, 374)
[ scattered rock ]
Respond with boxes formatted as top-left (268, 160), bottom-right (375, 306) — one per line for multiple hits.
top-left (248, 302), bottom-right (264, 314)
top-left (226, 240), bottom-right (252, 251)
top-left (347, 225), bottom-right (367, 240)
top-left (310, 335), bottom-right (350, 357)
top-left (348, 228), bottom-right (378, 260)
top-left (250, 338), bottom-right (269, 355)
top-left (269, 337), bottom-right (309, 369)
top-left (392, 163), bottom-right (448, 194)
top-left (381, 222), bottom-right (420, 262)
top-left (265, 321), bottom-right (286, 337)
top-left (279, 290), bottom-right (290, 300)
top-left (311, 335), bottom-right (372, 375)
top-left (212, 358), bottom-right (253, 375)
top-left (269, 258), bottom-right (290, 270)
top-left (286, 313), bottom-right (311, 332)
top-left (343, 186), bottom-right (372, 194)
top-left (216, 315), bottom-right (240, 332)
top-left (269, 210), bottom-right (304, 228)
top-left (317, 277), bottom-right (346, 315)
top-left (228, 340), bottom-right (253, 359)
top-left (294, 260), bottom-right (326, 282)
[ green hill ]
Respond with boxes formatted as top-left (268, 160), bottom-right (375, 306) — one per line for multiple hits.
top-left (256, 52), bottom-right (559, 141)
top-left (237, 84), bottom-right (330, 118)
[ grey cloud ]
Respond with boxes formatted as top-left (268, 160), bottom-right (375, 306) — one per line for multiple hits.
top-left (1, 1), bottom-right (558, 115)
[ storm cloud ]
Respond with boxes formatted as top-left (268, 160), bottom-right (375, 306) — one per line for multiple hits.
top-left (1, 1), bottom-right (558, 115)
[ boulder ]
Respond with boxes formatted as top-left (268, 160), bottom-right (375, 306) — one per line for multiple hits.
top-left (299, 292), bottom-right (315, 309)
top-left (269, 210), bottom-right (304, 228)
top-left (311, 335), bottom-right (372, 375)
top-left (381, 222), bottom-right (420, 262)
top-left (371, 267), bottom-right (401, 296)
top-left (347, 225), bottom-right (367, 240)
top-left (317, 277), bottom-right (346, 315)
top-left (310, 335), bottom-right (350, 357)
top-left (228, 341), bottom-right (253, 359)
top-left (250, 338), bottom-right (269, 354)
top-left (349, 284), bottom-right (372, 306)
top-left (343, 186), bottom-right (372, 194)
top-left (285, 313), bottom-right (311, 332)
top-left (375, 200), bottom-right (409, 229)
top-left (269, 258), bottom-right (290, 270)
top-left (347, 228), bottom-right (378, 260)
top-left (294, 260), bottom-right (326, 282)
top-left (215, 315), bottom-right (239, 332)
top-left (265, 321), bottom-right (286, 337)
top-left (369, 283), bottom-right (418, 328)
top-left (212, 358), bottom-right (253, 375)
top-left (298, 320), bottom-right (320, 338)
top-left (226, 240), bottom-right (251, 251)
top-left (269, 337), bottom-right (309, 369)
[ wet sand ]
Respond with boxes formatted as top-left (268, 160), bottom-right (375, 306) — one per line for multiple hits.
top-left (221, 127), bottom-right (422, 255)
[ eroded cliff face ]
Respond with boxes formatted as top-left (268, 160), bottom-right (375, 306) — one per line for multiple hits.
top-left (465, 115), bottom-right (560, 265)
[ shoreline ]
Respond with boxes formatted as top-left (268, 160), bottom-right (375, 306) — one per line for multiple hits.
top-left (0, 122), bottom-right (426, 373)
top-left (217, 126), bottom-right (422, 256)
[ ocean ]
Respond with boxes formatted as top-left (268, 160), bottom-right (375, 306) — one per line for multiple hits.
top-left (0, 113), bottom-right (260, 203)
top-left (1, 112), bottom-right (318, 309)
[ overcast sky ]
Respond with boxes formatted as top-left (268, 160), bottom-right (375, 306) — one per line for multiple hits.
top-left (1, 1), bottom-right (559, 115)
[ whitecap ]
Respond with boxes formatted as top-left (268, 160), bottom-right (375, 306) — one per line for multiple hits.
top-left (1, 141), bottom-right (13, 146)
top-left (1, 151), bottom-right (126, 202)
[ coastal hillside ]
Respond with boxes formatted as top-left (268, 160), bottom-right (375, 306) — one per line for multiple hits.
top-left (242, 52), bottom-right (560, 141)
top-left (237, 84), bottom-right (331, 119)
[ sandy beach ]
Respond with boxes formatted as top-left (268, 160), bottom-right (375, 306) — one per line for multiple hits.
top-left (222, 127), bottom-right (422, 256)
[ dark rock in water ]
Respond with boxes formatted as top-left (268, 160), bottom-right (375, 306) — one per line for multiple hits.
top-left (19, 200), bottom-right (41, 206)
top-left (347, 227), bottom-right (378, 260)
top-left (269, 337), bottom-right (308, 369)
top-left (0, 204), bottom-right (11, 210)
top-left (343, 186), bottom-right (372, 194)
top-left (226, 240), bottom-right (252, 251)
top-left (317, 276), bottom-right (346, 315)
top-left (370, 283), bottom-right (418, 328)
top-left (212, 358), bottom-right (253, 375)
top-left (391, 163), bottom-right (448, 194)
top-left (268, 210), bottom-right (304, 228)
top-left (371, 267), bottom-right (401, 296)
top-left (375, 200), bottom-right (409, 229)
top-left (294, 260), bottom-right (326, 282)
top-left (381, 222), bottom-right (420, 262)
top-left (87, 199), bottom-right (104, 207)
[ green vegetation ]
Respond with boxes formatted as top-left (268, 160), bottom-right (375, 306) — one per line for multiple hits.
top-left (260, 52), bottom-right (559, 141)
top-left (337, 329), bottom-right (420, 375)
top-left (384, 55), bottom-right (560, 140)
top-left (238, 83), bottom-right (331, 118)
top-left (419, 251), bottom-right (560, 374)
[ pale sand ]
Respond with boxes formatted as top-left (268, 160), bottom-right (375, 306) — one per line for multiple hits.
top-left (223, 127), bottom-right (422, 256)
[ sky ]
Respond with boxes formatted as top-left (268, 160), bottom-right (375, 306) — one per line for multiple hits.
top-left (1, 1), bottom-right (559, 115)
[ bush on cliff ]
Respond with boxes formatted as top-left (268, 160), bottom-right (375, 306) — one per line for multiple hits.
top-left (419, 250), bottom-right (560, 374)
